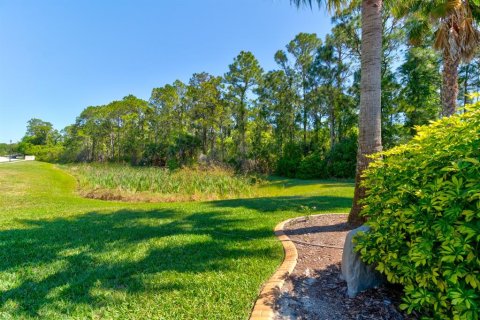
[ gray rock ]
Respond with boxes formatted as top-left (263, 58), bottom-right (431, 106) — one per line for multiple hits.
top-left (341, 225), bottom-right (384, 298)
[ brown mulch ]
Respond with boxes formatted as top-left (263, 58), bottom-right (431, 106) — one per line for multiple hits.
top-left (274, 214), bottom-right (415, 320)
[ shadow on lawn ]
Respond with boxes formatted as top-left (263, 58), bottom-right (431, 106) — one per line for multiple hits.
top-left (0, 209), bottom-right (274, 317)
top-left (211, 195), bottom-right (353, 213)
top-left (262, 177), bottom-right (354, 189)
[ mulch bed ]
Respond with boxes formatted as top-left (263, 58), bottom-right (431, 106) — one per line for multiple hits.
top-left (274, 214), bottom-right (416, 320)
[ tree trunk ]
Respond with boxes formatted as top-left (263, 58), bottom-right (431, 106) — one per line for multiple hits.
top-left (240, 103), bottom-right (246, 162)
top-left (202, 127), bottom-right (207, 154)
top-left (91, 138), bottom-right (96, 162)
top-left (349, 0), bottom-right (383, 227)
top-left (210, 126), bottom-right (215, 157)
top-left (463, 64), bottom-right (469, 110)
top-left (313, 111), bottom-right (321, 146)
top-left (442, 53), bottom-right (460, 117)
top-left (220, 126), bottom-right (225, 162)
top-left (329, 91), bottom-right (336, 148)
top-left (302, 79), bottom-right (307, 151)
top-left (238, 89), bottom-right (248, 165)
top-left (110, 132), bottom-right (115, 160)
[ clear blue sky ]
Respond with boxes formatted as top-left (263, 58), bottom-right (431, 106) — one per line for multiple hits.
top-left (0, 0), bottom-right (331, 143)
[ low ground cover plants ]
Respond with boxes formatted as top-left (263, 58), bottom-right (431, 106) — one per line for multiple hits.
top-left (355, 104), bottom-right (480, 319)
top-left (65, 164), bottom-right (256, 202)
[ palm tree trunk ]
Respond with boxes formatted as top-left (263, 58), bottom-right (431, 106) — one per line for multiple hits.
top-left (442, 53), bottom-right (460, 117)
top-left (349, 0), bottom-right (383, 227)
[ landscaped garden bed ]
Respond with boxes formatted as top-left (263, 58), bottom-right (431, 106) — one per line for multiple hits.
top-left (274, 214), bottom-right (409, 319)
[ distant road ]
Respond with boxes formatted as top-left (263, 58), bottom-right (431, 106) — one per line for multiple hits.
top-left (0, 157), bottom-right (24, 163)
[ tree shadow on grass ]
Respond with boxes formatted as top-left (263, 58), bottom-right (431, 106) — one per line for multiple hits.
top-left (262, 177), bottom-right (354, 189)
top-left (210, 195), bottom-right (353, 213)
top-left (0, 209), bottom-right (275, 317)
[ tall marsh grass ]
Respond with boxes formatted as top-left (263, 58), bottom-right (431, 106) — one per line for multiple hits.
top-left (64, 164), bottom-right (256, 202)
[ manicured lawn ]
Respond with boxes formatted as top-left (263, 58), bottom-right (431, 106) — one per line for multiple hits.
top-left (0, 162), bottom-right (353, 319)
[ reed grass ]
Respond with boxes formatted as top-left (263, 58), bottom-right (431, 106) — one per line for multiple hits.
top-left (64, 164), bottom-right (255, 201)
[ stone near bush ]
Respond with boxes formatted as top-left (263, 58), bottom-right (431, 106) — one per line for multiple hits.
top-left (341, 225), bottom-right (383, 298)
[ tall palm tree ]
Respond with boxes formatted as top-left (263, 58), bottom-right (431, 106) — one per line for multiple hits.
top-left (394, 1), bottom-right (480, 116)
top-left (291, 0), bottom-right (384, 226)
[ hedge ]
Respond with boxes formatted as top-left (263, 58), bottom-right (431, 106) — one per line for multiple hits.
top-left (355, 104), bottom-right (480, 319)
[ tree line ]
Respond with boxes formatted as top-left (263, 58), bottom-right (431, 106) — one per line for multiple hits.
top-left (18, 5), bottom-right (480, 179)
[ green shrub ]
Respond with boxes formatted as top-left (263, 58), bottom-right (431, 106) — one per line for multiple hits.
top-left (141, 134), bottom-right (201, 167)
top-left (20, 143), bottom-right (65, 162)
top-left (276, 143), bottom-right (303, 178)
top-left (294, 137), bottom-right (357, 179)
top-left (355, 104), bottom-right (480, 319)
top-left (325, 136), bottom-right (357, 178)
top-left (296, 152), bottom-right (327, 179)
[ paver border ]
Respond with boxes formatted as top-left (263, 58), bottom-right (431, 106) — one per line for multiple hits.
top-left (248, 213), bottom-right (347, 320)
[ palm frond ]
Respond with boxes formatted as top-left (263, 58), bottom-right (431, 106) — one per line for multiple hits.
top-left (290, 0), bottom-right (347, 13)
top-left (397, 0), bottom-right (480, 62)
top-left (404, 15), bottom-right (431, 46)
top-left (433, 24), bottom-right (449, 52)
top-left (436, 4), bottom-right (480, 61)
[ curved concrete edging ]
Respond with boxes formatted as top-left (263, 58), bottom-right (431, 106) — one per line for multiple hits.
top-left (248, 213), bottom-right (347, 320)
top-left (248, 217), bottom-right (298, 320)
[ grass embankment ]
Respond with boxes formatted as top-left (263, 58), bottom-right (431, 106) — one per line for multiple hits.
top-left (64, 164), bottom-right (256, 202)
top-left (0, 161), bottom-right (353, 320)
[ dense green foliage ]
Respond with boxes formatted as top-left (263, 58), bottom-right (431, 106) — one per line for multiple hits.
top-left (20, 7), bottom-right (480, 179)
top-left (16, 5), bottom-right (480, 179)
top-left (0, 142), bottom-right (17, 156)
top-left (277, 136), bottom-right (356, 179)
top-left (16, 119), bottom-right (64, 162)
top-left (398, 46), bottom-right (442, 137)
top-left (0, 161), bottom-right (353, 319)
top-left (66, 164), bottom-right (255, 201)
top-left (355, 104), bottom-right (480, 319)
top-left (459, 54), bottom-right (480, 109)
top-left (22, 144), bottom-right (65, 162)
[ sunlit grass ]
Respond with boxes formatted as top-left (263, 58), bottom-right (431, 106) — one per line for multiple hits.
top-left (0, 161), bottom-right (353, 319)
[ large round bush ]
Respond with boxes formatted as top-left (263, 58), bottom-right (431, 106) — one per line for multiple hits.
top-left (355, 105), bottom-right (480, 319)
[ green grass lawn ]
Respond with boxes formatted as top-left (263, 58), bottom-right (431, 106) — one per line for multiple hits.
top-left (0, 161), bottom-right (353, 320)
